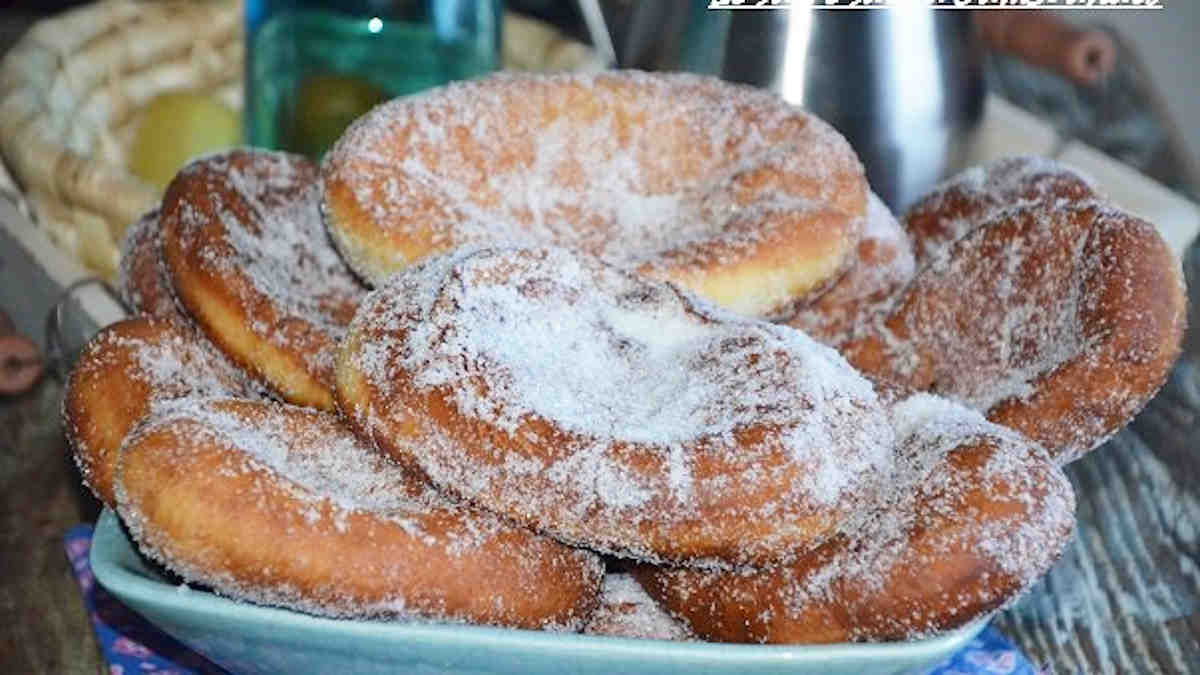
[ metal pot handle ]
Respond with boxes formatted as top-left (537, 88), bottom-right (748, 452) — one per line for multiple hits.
top-left (44, 278), bottom-right (130, 382)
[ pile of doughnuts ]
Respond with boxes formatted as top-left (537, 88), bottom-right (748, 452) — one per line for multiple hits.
top-left (63, 72), bottom-right (1186, 645)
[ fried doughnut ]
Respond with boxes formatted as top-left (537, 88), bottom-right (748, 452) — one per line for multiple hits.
top-left (114, 397), bottom-right (603, 628)
top-left (161, 149), bottom-right (367, 410)
top-left (843, 199), bottom-right (1187, 463)
top-left (62, 316), bottom-right (256, 506)
top-left (634, 393), bottom-right (1076, 644)
top-left (335, 247), bottom-right (895, 567)
top-left (903, 156), bottom-right (1097, 267)
top-left (785, 192), bottom-right (916, 346)
top-left (321, 71), bottom-right (868, 318)
top-left (117, 209), bottom-right (186, 321)
top-left (582, 573), bottom-right (693, 641)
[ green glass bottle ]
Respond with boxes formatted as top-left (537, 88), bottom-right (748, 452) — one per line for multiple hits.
top-left (245, 0), bottom-right (502, 157)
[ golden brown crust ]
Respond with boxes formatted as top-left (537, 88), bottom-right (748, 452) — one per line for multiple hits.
top-left (115, 399), bottom-right (604, 628)
top-left (343, 347), bottom-right (851, 565)
top-left (116, 209), bottom-right (188, 321)
top-left (335, 247), bottom-right (896, 567)
top-left (986, 210), bottom-right (1186, 461)
top-left (61, 317), bottom-right (253, 506)
top-left (902, 156), bottom-right (1096, 267)
top-left (785, 193), bottom-right (916, 345)
top-left (843, 200), bottom-right (1185, 463)
top-left (161, 150), bottom-right (366, 411)
top-left (841, 158), bottom-right (1187, 464)
top-left (634, 395), bottom-right (1076, 644)
top-left (321, 71), bottom-right (867, 317)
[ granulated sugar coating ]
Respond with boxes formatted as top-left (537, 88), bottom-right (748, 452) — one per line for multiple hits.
top-left (583, 573), bottom-right (694, 641)
top-left (161, 149), bottom-right (367, 410)
top-left (844, 189), bottom-right (1187, 464)
top-left (62, 316), bottom-right (258, 507)
top-left (114, 397), bottom-right (604, 629)
top-left (335, 247), bottom-right (895, 567)
top-left (786, 191), bottom-right (916, 346)
top-left (634, 393), bottom-right (1076, 644)
top-left (902, 156), bottom-right (1098, 267)
top-left (322, 71), bottom-right (869, 317)
top-left (117, 209), bottom-right (187, 321)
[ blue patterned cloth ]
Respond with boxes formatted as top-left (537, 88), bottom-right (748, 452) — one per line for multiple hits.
top-left (920, 628), bottom-right (1046, 675)
top-left (66, 525), bottom-right (227, 675)
top-left (66, 525), bottom-right (1044, 675)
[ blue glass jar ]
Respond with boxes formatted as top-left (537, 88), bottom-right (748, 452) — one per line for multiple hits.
top-left (245, 0), bottom-right (502, 157)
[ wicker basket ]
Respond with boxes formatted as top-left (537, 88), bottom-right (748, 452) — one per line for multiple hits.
top-left (0, 0), bottom-right (604, 279)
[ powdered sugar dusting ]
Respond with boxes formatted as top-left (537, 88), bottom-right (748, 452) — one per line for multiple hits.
top-left (394, 247), bottom-right (885, 448)
top-left (62, 317), bottom-right (262, 507)
top-left (866, 200), bottom-right (1100, 406)
top-left (846, 393), bottom-right (1073, 585)
top-left (852, 190), bottom-right (1187, 466)
top-left (583, 573), bottom-right (694, 641)
top-left (923, 221), bottom-right (1094, 408)
top-left (143, 399), bottom-right (441, 518)
top-left (115, 397), bottom-right (604, 627)
top-left (847, 156), bottom-right (1185, 463)
top-left (132, 332), bottom-right (249, 402)
top-left (343, 247), bottom-right (895, 565)
top-left (904, 156), bottom-right (1098, 267)
top-left (167, 150), bottom-right (367, 384)
top-left (88, 320), bottom-right (256, 412)
top-left (786, 192), bottom-right (916, 345)
top-left (117, 209), bottom-right (179, 319)
top-left (640, 392), bottom-right (1076, 643)
top-left (323, 70), bottom-right (865, 308)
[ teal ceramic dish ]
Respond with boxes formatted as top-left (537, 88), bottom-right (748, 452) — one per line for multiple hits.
top-left (91, 508), bottom-right (987, 675)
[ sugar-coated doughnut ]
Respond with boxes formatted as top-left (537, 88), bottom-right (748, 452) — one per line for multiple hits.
top-left (115, 398), bottom-right (604, 628)
top-left (785, 192), bottom-right (916, 346)
top-left (62, 316), bottom-right (256, 506)
top-left (634, 393), bottom-right (1075, 644)
top-left (117, 209), bottom-right (187, 321)
top-left (335, 247), bottom-right (895, 567)
top-left (844, 197), bottom-right (1186, 463)
top-left (321, 71), bottom-right (868, 317)
top-left (161, 150), bottom-right (367, 410)
top-left (902, 156), bottom-right (1096, 267)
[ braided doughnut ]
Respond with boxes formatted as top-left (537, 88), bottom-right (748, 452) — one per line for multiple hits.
top-left (161, 150), bottom-right (367, 410)
top-left (634, 393), bottom-right (1075, 644)
top-left (62, 316), bottom-right (256, 506)
top-left (335, 246), bottom-right (895, 567)
top-left (115, 397), bottom-right (603, 628)
top-left (321, 71), bottom-right (868, 318)
top-left (844, 195), bottom-right (1186, 463)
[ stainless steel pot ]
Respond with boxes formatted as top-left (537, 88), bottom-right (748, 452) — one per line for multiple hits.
top-left (610, 2), bottom-right (985, 211)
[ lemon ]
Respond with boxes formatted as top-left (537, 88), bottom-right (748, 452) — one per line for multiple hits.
top-left (284, 73), bottom-right (388, 157)
top-left (129, 92), bottom-right (241, 190)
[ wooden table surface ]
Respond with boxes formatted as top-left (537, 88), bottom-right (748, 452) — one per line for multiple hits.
top-left (1, 376), bottom-right (102, 674)
top-left (0, 13), bottom-right (105, 670)
top-left (992, 359), bottom-right (1200, 673)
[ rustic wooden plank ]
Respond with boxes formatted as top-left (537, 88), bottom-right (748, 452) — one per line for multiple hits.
top-left (997, 350), bottom-right (1200, 674)
top-left (1163, 613), bottom-right (1200, 671)
top-left (0, 377), bottom-right (104, 675)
